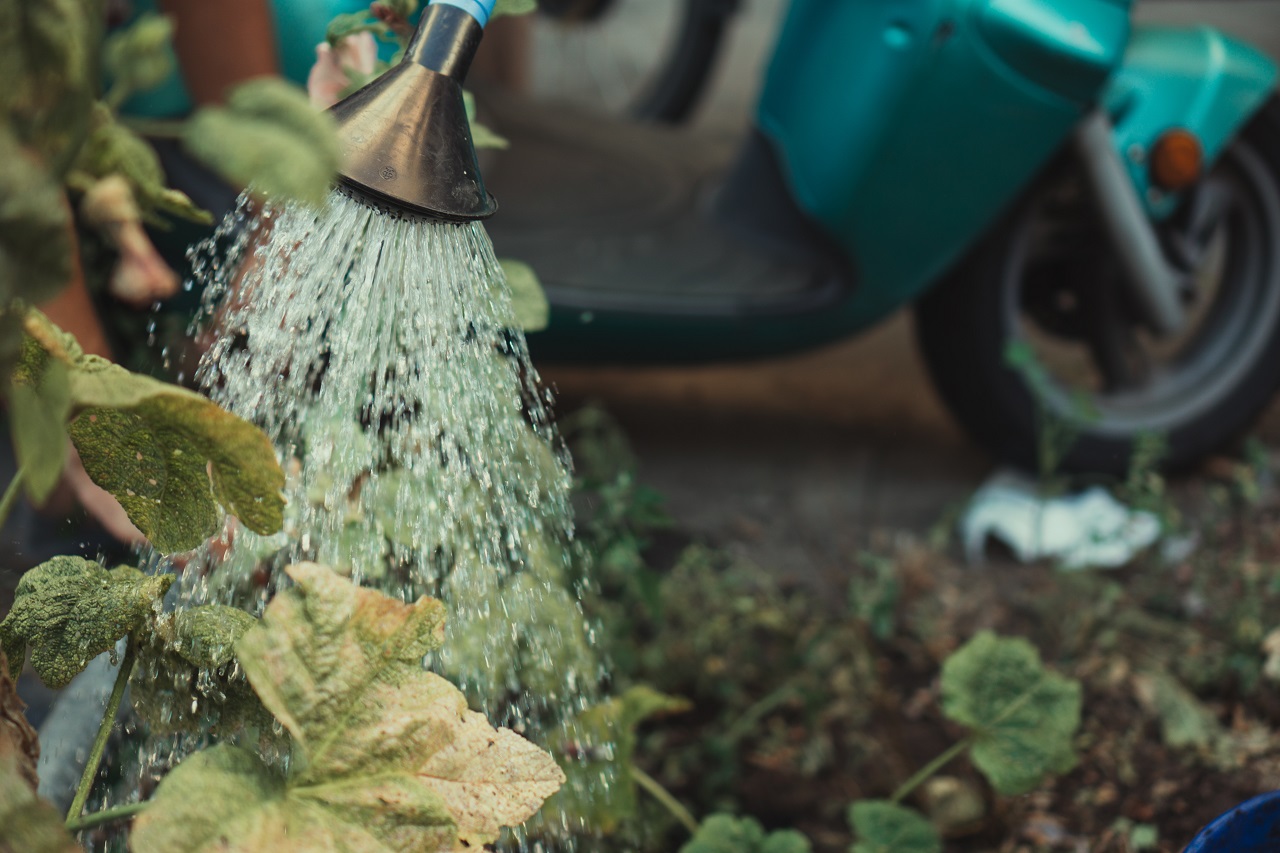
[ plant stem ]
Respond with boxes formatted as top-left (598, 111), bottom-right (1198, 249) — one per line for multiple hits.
top-left (65, 800), bottom-right (148, 833)
top-left (0, 466), bottom-right (26, 530)
top-left (121, 116), bottom-right (187, 139)
top-left (890, 737), bottom-right (973, 805)
top-left (631, 765), bottom-right (699, 837)
top-left (66, 643), bottom-right (137, 828)
top-left (722, 682), bottom-right (799, 747)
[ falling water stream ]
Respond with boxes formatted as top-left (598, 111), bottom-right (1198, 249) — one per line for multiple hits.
top-left (89, 189), bottom-right (609, 848)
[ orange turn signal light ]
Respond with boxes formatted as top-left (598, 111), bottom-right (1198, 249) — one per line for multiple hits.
top-left (1149, 129), bottom-right (1203, 192)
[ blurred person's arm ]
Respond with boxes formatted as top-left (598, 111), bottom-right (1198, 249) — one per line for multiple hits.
top-left (159, 0), bottom-right (280, 104)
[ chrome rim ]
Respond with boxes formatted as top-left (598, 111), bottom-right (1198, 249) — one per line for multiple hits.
top-left (1002, 139), bottom-right (1280, 437)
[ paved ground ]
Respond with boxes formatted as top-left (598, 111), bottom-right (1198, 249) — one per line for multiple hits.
top-left (534, 1), bottom-right (1280, 584)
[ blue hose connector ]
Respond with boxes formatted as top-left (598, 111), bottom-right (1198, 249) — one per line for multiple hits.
top-left (429, 0), bottom-right (498, 28)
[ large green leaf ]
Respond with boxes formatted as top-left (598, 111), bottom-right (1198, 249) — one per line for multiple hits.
top-left (548, 684), bottom-right (691, 834)
top-left (0, 130), bottom-right (74, 306)
top-left (7, 333), bottom-right (70, 503)
top-left (939, 631), bottom-right (1082, 795)
top-left (848, 801), bottom-right (941, 853)
top-left (681, 814), bottom-right (812, 853)
top-left (0, 556), bottom-right (173, 688)
top-left (22, 310), bottom-right (285, 553)
top-left (184, 79), bottom-right (340, 206)
top-left (131, 605), bottom-right (269, 735)
top-left (132, 563), bottom-right (565, 852)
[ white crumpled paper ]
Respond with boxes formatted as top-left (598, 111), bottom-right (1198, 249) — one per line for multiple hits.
top-left (960, 471), bottom-right (1162, 570)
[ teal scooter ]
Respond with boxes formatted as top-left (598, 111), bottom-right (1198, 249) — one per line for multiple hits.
top-left (124, 0), bottom-right (1280, 475)
top-left (471, 0), bottom-right (1280, 475)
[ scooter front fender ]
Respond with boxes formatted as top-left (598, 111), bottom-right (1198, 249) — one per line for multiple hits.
top-left (756, 0), bottom-right (1130, 333)
top-left (1103, 24), bottom-right (1277, 219)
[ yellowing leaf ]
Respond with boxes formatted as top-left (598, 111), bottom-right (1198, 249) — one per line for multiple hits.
top-left (184, 79), bottom-right (340, 206)
top-left (0, 557), bottom-right (173, 688)
top-left (940, 631), bottom-right (1082, 796)
top-left (849, 801), bottom-right (941, 853)
top-left (21, 309), bottom-right (285, 553)
top-left (133, 563), bottom-right (565, 853)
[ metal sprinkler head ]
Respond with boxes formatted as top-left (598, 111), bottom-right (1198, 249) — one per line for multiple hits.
top-left (329, 0), bottom-right (499, 221)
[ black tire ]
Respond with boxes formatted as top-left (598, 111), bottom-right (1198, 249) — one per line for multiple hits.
top-left (534, 0), bottom-right (738, 123)
top-left (915, 97), bottom-right (1280, 476)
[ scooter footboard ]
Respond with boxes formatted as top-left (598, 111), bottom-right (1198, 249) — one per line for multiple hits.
top-left (1104, 24), bottom-right (1277, 220)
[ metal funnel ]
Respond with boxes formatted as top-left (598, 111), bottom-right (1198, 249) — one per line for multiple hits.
top-left (330, 2), bottom-right (498, 221)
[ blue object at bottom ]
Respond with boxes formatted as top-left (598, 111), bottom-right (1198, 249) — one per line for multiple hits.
top-left (1184, 790), bottom-right (1280, 852)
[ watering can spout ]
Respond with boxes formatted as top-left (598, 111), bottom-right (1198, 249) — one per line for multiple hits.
top-left (330, 0), bottom-right (499, 221)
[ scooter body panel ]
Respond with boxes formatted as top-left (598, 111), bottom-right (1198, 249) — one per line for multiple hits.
top-left (755, 0), bottom-right (1130, 332)
top-left (1103, 24), bottom-right (1277, 220)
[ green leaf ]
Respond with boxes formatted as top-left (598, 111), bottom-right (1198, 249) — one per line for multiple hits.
top-left (848, 801), bottom-right (941, 853)
top-left (184, 79), bottom-right (341, 206)
top-left (8, 337), bottom-right (70, 502)
top-left (0, 130), bottom-right (74, 306)
top-left (21, 310), bottom-right (286, 553)
top-left (681, 814), bottom-right (812, 853)
top-left (462, 89), bottom-right (509, 150)
top-left (939, 631), bottom-right (1082, 795)
top-left (132, 563), bottom-right (565, 852)
top-left (130, 605), bottom-right (269, 736)
top-left (549, 685), bottom-right (691, 834)
top-left (437, 545), bottom-right (596, 702)
top-left (326, 11), bottom-right (390, 47)
top-left (0, 0), bottom-right (94, 170)
top-left (103, 13), bottom-right (176, 103)
top-left (0, 556), bottom-right (173, 688)
top-left (1132, 669), bottom-right (1226, 752)
top-left (499, 259), bottom-right (549, 332)
top-left (494, 0), bottom-right (538, 16)
top-left (72, 104), bottom-right (210, 225)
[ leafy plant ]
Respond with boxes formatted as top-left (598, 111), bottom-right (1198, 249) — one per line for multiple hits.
top-left (846, 632), bottom-right (1082, 851)
top-left (131, 563), bottom-right (565, 852)
top-left (15, 309), bottom-right (285, 552)
top-left (680, 814), bottom-right (812, 853)
top-left (549, 685), bottom-right (694, 835)
top-left (848, 801), bottom-right (940, 853)
top-left (1004, 340), bottom-right (1098, 485)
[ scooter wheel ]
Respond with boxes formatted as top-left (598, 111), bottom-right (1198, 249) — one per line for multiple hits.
top-left (915, 97), bottom-right (1280, 476)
